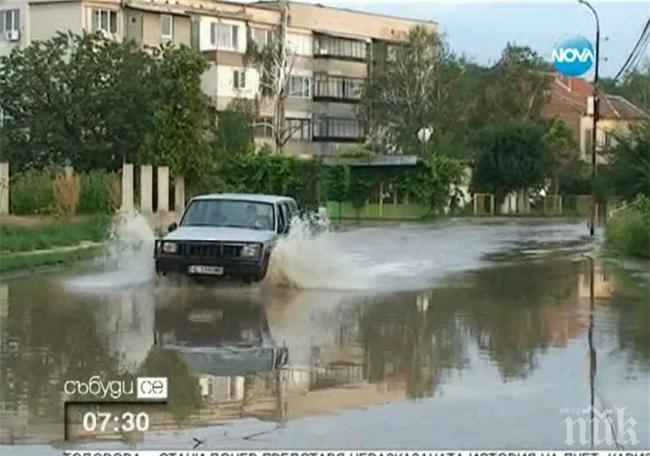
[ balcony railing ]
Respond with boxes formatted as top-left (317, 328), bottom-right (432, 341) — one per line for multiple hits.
top-left (313, 75), bottom-right (363, 102)
top-left (313, 34), bottom-right (368, 61)
top-left (313, 117), bottom-right (364, 142)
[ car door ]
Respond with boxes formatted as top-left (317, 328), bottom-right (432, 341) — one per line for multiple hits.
top-left (278, 202), bottom-right (291, 234)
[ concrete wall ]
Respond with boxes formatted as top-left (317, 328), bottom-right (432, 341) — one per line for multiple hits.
top-left (202, 63), bottom-right (261, 106)
top-left (313, 59), bottom-right (367, 78)
top-left (285, 2), bottom-right (436, 41)
top-left (286, 30), bottom-right (312, 56)
top-left (140, 11), bottom-right (191, 47)
top-left (29, 2), bottom-right (84, 42)
top-left (579, 116), bottom-right (633, 164)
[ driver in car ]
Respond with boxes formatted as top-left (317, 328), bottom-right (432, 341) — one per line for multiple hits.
top-left (245, 204), bottom-right (271, 230)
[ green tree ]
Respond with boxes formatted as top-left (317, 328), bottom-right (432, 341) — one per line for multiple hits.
top-left (470, 121), bottom-right (553, 205)
top-left (542, 119), bottom-right (580, 196)
top-left (360, 26), bottom-right (465, 155)
top-left (139, 45), bottom-right (210, 177)
top-left (211, 101), bottom-right (255, 155)
top-left (0, 32), bottom-right (156, 171)
top-left (476, 43), bottom-right (551, 126)
top-left (602, 120), bottom-right (650, 202)
top-left (408, 154), bottom-right (465, 212)
top-left (600, 60), bottom-right (650, 113)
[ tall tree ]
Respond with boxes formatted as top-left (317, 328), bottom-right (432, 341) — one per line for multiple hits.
top-left (245, 3), bottom-right (297, 152)
top-left (470, 121), bottom-right (553, 206)
top-left (476, 43), bottom-right (551, 126)
top-left (602, 120), bottom-right (650, 202)
top-left (211, 100), bottom-right (256, 156)
top-left (0, 33), bottom-right (156, 171)
top-left (542, 119), bottom-right (580, 196)
top-left (138, 45), bottom-right (210, 177)
top-left (360, 26), bottom-right (465, 155)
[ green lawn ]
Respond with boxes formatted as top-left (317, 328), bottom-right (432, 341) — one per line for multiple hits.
top-left (606, 206), bottom-right (650, 259)
top-left (0, 214), bottom-right (111, 253)
top-left (0, 214), bottom-right (111, 273)
top-left (0, 245), bottom-right (103, 273)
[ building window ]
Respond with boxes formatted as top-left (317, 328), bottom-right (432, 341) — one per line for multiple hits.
top-left (314, 74), bottom-right (363, 101)
top-left (233, 70), bottom-right (246, 89)
top-left (0, 9), bottom-right (20, 40)
top-left (251, 27), bottom-right (273, 49)
top-left (287, 118), bottom-right (311, 140)
top-left (314, 35), bottom-right (367, 60)
top-left (583, 128), bottom-right (592, 158)
top-left (254, 117), bottom-right (274, 137)
top-left (211, 23), bottom-right (238, 50)
top-left (92, 9), bottom-right (118, 34)
top-left (161, 15), bottom-right (173, 39)
top-left (313, 116), bottom-right (362, 141)
top-left (604, 131), bottom-right (616, 150)
top-left (288, 75), bottom-right (311, 99)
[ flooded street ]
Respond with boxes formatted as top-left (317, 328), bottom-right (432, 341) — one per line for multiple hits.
top-left (1, 219), bottom-right (648, 453)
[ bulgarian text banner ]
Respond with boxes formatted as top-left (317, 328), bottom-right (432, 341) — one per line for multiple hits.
top-left (60, 450), bottom-right (650, 456)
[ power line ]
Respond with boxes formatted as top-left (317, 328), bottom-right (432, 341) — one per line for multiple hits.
top-left (627, 29), bottom-right (650, 74)
top-left (614, 16), bottom-right (650, 80)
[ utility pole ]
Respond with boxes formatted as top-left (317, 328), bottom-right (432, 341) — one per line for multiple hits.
top-left (579, 0), bottom-right (600, 237)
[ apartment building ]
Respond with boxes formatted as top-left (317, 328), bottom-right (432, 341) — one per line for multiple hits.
top-left (0, 0), bottom-right (436, 156)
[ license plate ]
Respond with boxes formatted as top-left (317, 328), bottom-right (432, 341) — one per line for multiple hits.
top-left (188, 265), bottom-right (224, 276)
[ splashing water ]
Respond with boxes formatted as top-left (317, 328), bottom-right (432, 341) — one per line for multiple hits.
top-left (64, 209), bottom-right (590, 293)
top-left (66, 212), bottom-right (155, 290)
top-left (266, 214), bottom-right (373, 290)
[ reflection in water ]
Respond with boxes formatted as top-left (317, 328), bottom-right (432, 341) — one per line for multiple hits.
top-left (0, 253), bottom-right (648, 447)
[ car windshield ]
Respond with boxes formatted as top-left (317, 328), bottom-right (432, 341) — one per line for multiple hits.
top-left (181, 200), bottom-right (275, 231)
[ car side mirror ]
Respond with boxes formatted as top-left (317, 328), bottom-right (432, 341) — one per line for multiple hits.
top-left (167, 222), bottom-right (178, 232)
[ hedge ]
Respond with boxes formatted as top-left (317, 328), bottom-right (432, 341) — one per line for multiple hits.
top-left (9, 170), bottom-right (118, 215)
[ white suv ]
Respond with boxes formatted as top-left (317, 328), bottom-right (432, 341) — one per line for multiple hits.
top-left (154, 193), bottom-right (298, 282)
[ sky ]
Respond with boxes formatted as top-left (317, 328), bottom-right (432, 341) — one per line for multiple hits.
top-left (294, 0), bottom-right (650, 78)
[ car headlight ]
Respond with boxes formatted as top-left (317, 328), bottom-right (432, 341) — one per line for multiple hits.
top-left (162, 242), bottom-right (178, 254)
top-left (241, 244), bottom-right (261, 257)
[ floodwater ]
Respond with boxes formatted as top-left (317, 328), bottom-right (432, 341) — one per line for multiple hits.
top-left (0, 217), bottom-right (648, 454)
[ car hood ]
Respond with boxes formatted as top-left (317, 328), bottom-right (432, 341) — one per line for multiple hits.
top-left (163, 226), bottom-right (276, 243)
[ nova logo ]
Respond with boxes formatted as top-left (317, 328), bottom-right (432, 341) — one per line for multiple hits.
top-left (552, 35), bottom-right (594, 76)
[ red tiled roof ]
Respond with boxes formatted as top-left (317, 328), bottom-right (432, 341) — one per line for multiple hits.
top-left (547, 74), bottom-right (647, 120)
top-left (600, 94), bottom-right (648, 120)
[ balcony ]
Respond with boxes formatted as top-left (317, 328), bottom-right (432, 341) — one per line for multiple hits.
top-left (313, 34), bottom-right (368, 62)
top-left (313, 116), bottom-right (364, 143)
top-left (313, 74), bottom-right (363, 103)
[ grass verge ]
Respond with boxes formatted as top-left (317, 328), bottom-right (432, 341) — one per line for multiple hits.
top-left (0, 245), bottom-right (103, 273)
top-left (606, 197), bottom-right (650, 259)
top-left (0, 214), bottom-right (111, 253)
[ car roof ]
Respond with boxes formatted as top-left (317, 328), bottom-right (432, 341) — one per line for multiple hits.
top-left (190, 193), bottom-right (296, 204)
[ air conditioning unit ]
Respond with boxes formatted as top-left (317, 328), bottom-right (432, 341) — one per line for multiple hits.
top-left (6, 30), bottom-right (20, 42)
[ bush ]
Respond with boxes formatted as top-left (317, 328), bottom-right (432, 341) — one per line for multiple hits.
top-left (78, 171), bottom-right (120, 214)
top-left (53, 173), bottom-right (80, 217)
top-left (9, 170), bottom-right (55, 215)
top-left (606, 196), bottom-right (650, 258)
top-left (220, 154), bottom-right (322, 209)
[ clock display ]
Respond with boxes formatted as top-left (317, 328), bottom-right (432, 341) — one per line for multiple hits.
top-left (82, 410), bottom-right (150, 433)
top-left (64, 401), bottom-right (165, 441)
